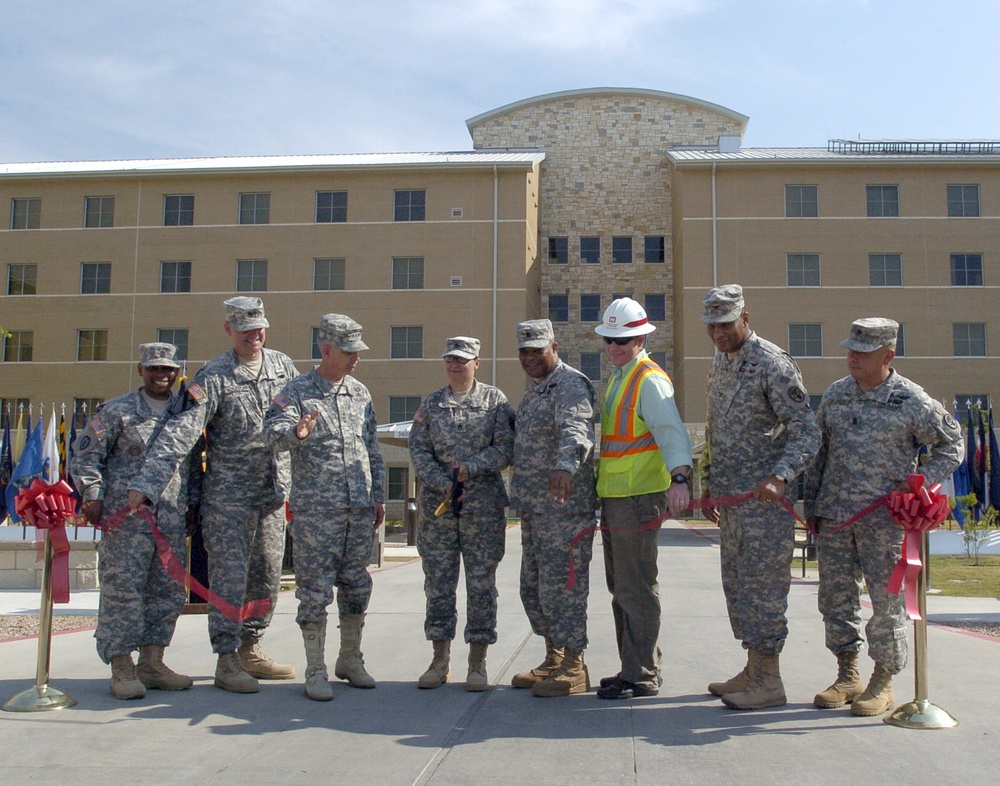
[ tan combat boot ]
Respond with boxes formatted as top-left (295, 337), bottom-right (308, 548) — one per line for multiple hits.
top-left (215, 651), bottom-right (260, 693)
top-left (418, 640), bottom-right (451, 689)
top-left (814, 650), bottom-right (864, 708)
top-left (708, 653), bottom-right (750, 697)
top-left (850, 664), bottom-right (894, 717)
top-left (334, 614), bottom-right (376, 688)
top-left (302, 621), bottom-right (333, 702)
top-left (238, 637), bottom-right (296, 680)
top-left (511, 637), bottom-right (564, 689)
top-left (110, 654), bottom-right (146, 700)
top-left (722, 650), bottom-right (786, 710)
top-left (531, 648), bottom-right (590, 697)
top-left (136, 644), bottom-right (193, 691)
top-left (465, 642), bottom-right (489, 692)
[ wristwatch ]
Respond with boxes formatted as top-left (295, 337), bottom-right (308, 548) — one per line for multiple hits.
top-left (671, 473), bottom-right (689, 485)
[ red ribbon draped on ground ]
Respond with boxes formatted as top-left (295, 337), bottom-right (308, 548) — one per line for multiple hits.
top-left (886, 474), bottom-right (950, 620)
top-left (566, 491), bottom-right (805, 589)
top-left (15, 479), bottom-right (79, 603)
top-left (99, 504), bottom-right (271, 623)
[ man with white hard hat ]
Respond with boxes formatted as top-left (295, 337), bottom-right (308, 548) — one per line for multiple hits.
top-left (593, 297), bottom-right (693, 700)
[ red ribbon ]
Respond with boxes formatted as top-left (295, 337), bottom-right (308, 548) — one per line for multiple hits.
top-left (98, 505), bottom-right (271, 623)
top-left (15, 479), bottom-right (78, 603)
top-left (566, 491), bottom-right (805, 589)
top-left (886, 474), bottom-right (950, 620)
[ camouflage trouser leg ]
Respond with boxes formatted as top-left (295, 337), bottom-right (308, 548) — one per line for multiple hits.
top-left (817, 516), bottom-right (907, 673)
top-left (201, 500), bottom-right (285, 654)
top-left (601, 493), bottom-right (664, 686)
top-left (292, 508), bottom-right (374, 626)
top-left (719, 501), bottom-right (794, 655)
top-left (418, 512), bottom-right (506, 644)
top-left (519, 510), bottom-right (595, 653)
top-left (95, 513), bottom-right (184, 663)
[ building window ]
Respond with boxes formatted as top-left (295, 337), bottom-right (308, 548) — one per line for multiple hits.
top-left (580, 294), bottom-right (602, 323)
top-left (788, 323), bottom-right (823, 356)
top-left (11, 198), bottom-right (41, 229)
top-left (239, 192), bottom-right (270, 225)
top-left (947, 184), bottom-right (980, 217)
top-left (644, 294), bottom-right (666, 322)
top-left (786, 253), bottom-right (821, 286)
top-left (73, 398), bottom-right (104, 427)
top-left (869, 254), bottom-right (902, 286)
top-left (866, 185), bottom-right (899, 218)
top-left (316, 191), bottom-right (347, 223)
top-left (580, 236), bottom-right (600, 264)
top-left (2, 330), bottom-right (33, 362)
top-left (611, 237), bottom-right (633, 264)
top-left (548, 294), bottom-right (569, 323)
top-left (85, 196), bottom-right (114, 228)
top-left (394, 189), bottom-right (425, 222)
top-left (311, 327), bottom-right (324, 360)
top-left (953, 323), bottom-right (987, 357)
top-left (785, 185), bottom-right (818, 218)
top-left (7, 263), bottom-right (37, 295)
top-left (78, 329), bottom-right (109, 361)
top-left (390, 326), bottom-right (423, 359)
top-left (386, 466), bottom-right (407, 501)
top-left (160, 261), bottom-right (192, 293)
top-left (580, 352), bottom-right (602, 381)
top-left (388, 396), bottom-right (422, 423)
top-left (81, 262), bottom-right (111, 294)
top-left (392, 257), bottom-right (424, 289)
top-left (313, 258), bottom-right (346, 290)
top-left (644, 236), bottom-right (665, 263)
top-left (547, 237), bottom-right (568, 264)
top-left (649, 351), bottom-right (667, 371)
top-left (157, 328), bottom-right (189, 361)
top-left (163, 195), bottom-right (194, 226)
top-left (236, 259), bottom-right (268, 291)
top-left (895, 323), bottom-right (905, 357)
top-left (950, 253), bottom-right (984, 286)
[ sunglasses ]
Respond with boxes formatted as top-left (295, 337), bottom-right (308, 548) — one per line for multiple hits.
top-left (603, 337), bottom-right (635, 346)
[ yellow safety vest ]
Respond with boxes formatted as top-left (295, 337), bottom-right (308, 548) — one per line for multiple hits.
top-left (597, 358), bottom-right (672, 498)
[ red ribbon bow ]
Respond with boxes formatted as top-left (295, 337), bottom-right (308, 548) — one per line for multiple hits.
top-left (886, 474), bottom-right (950, 620)
top-left (14, 479), bottom-right (79, 603)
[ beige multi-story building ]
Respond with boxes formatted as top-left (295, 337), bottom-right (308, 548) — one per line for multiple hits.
top-left (3, 87), bottom-right (998, 474)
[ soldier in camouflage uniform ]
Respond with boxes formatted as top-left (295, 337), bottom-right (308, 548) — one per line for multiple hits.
top-left (409, 336), bottom-right (515, 692)
top-left (129, 297), bottom-right (298, 694)
top-left (509, 319), bottom-right (598, 698)
top-left (804, 318), bottom-right (963, 716)
top-left (72, 342), bottom-right (192, 700)
top-left (701, 284), bottom-right (821, 710)
top-left (263, 314), bottom-right (385, 702)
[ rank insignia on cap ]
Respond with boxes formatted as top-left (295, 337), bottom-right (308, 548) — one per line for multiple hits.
top-left (273, 393), bottom-right (291, 410)
top-left (89, 417), bottom-right (106, 436)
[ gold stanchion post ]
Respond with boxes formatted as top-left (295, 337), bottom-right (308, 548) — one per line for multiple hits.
top-left (2, 530), bottom-right (78, 712)
top-left (884, 531), bottom-right (957, 729)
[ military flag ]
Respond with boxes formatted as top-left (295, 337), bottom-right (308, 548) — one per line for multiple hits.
top-left (5, 422), bottom-right (43, 523)
top-left (0, 418), bottom-right (13, 521)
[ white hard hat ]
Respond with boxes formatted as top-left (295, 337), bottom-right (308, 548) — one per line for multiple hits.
top-left (594, 297), bottom-right (657, 338)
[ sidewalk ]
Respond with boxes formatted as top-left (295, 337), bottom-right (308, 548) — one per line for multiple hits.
top-left (2, 521), bottom-right (998, 785)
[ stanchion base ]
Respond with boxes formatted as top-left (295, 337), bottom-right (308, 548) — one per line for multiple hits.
top-left (3, 683), bottom-right (77, 713)
top-left (884, 698), bottom-right (958, 729)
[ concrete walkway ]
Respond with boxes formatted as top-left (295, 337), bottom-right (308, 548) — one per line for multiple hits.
top-left (2, 521), bottom-right (998, 785)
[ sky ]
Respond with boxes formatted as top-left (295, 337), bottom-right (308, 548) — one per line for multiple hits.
top-left (3, 0), bottom-right (999, 164)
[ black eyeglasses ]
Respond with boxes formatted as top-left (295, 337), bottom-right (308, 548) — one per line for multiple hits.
top-left (444, 356), bottom-right (473, 364)
top-left (603, 337), bottom-right (635, 346)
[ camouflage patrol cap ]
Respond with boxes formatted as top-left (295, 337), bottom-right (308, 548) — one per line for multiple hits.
top-left (701, 284), bottom-right (745, 324)
top-left (442, 336), bottom-right (480, 360)
top-left (138, 342), bottom-right (180, 369)
top-left (224, 296), bottom-right (269, 331)
top-left (840, 317), bottom-right (899, 352)
top-left (317, 313), bottom-right (369, 352)
top-left (516, 319), bottom-right (555, 349)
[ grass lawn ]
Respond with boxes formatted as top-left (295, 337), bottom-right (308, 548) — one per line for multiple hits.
top-left (927, 554), bottom-right (1000, 597)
